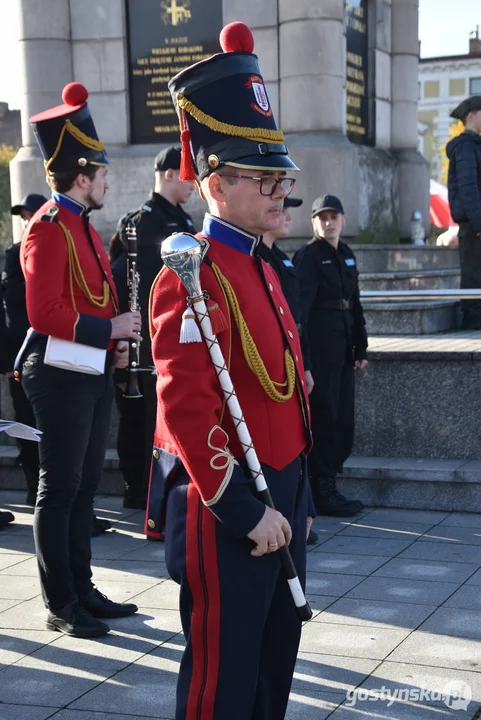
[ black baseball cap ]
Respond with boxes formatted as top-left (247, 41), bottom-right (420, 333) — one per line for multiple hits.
top-left (11, 193), bottom-right (48, 215)
top-left (312, 194), bottom-right (344, 218)
top-left (155, 146), bottom-right (181, 172)
top-left (284, 197), bottom-right (303, 209)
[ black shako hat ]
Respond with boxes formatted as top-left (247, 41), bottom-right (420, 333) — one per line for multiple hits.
top-left (168, 21), bottom-right (298, 181)
top-left (11, 193), bottom-right (48, 215)
top-left (450, 95), bottom-right (481, 121)
top-left (155, 146), bottom-right (182, 172)
top-left (29, 83), bottom-right (109, 174)
top-left (312, 195), bottom-right (345, 217)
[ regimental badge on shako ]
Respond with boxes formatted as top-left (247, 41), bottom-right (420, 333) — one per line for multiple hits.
top-left (246, 75), bottom-right (272, 117)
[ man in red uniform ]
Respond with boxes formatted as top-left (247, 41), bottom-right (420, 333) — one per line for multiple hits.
top-left (18, 83), bottom-right (141, 638)
top-left (149, 22), bottom-right (313, 720)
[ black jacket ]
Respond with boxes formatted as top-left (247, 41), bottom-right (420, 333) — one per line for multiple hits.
top-left (111, 191), bottom-right (196, 365)
top-left (0, 282), bottom-right (10, 374)
top-left (294, 236), bottom-right (368, 366)
top-left (257, 241), bottom-right (311, 370)
top-left (447, 131), bottom-right (481, 233)
top-left (2, 242), bottom-right (29, 367)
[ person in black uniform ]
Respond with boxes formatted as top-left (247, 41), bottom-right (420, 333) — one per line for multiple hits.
top-left (0, 280), bottom-right (15, 530)
top-left (111, 145), bottom-right (196, 510)
top-left (259, 196), bottom-right (318, 544)
top-left (295, 195), bottom-right (367, 517)
top-left (4, 194), bottom-right (48, 505)
top-left (446, 95), bottom-right (481, 329)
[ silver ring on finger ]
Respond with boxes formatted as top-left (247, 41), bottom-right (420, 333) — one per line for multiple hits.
top-left (268, 542), bottom-right (278, 548)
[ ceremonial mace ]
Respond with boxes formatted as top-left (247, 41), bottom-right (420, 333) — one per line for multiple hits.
top-left (161, 233), bottom-right (313, 622)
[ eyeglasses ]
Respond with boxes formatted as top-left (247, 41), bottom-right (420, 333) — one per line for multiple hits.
top-left (219, 173), bottom-right (296, 197)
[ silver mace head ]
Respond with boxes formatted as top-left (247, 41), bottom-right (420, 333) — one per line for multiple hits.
top-left (161, 233), bottom-right (210, 297)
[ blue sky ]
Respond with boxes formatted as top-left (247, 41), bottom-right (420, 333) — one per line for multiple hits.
top-left (0, 0), bottom-right (480, 110)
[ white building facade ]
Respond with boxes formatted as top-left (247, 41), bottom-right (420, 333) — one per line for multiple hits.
top-left (418, 33), bottom-right (481, 181)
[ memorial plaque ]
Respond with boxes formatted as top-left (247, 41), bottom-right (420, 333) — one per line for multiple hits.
top-left (345, 0), bottom-right (371, 145)
top-left (126, 0), bottom-right (223, 144)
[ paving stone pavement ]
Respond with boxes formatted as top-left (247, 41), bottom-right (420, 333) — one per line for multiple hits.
top-left (1, 491), bottom-right (481, 719)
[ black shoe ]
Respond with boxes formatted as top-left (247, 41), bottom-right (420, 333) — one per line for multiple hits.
top-left (316, 493), bottom-right (364, 517)
top-left (334, 491), bottom-right (364, 513)
top-left (79, 588), bottom-right (138, 618)
top-left (123, 490), bottom-right (147, 509)
top-left (92, 516), bottom-right (112, 537)
top-left (307, 529), bottom-right (319, 545)
top-left (0, 511), bottom-right (15, 530)
top-left (46, 602), bottom-right (110, 638)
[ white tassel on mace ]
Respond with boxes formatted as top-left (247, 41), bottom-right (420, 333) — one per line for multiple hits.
top-left (179, 307), bottom-right (202, 343)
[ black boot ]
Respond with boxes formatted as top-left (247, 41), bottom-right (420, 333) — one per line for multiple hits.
top-left (92, 516), bottom-right (112, 537)
top-left (311, 476), bottom-right (364, 517)
top-left (46, 602), bottom-right (110, 637)
top-left (123, 488), bottom-right (147, 509)
top-left (79, 588), bottom-right (138, 618)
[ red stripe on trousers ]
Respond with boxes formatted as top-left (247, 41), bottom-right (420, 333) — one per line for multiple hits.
top-left (186, 485), bottom-right (221, 720)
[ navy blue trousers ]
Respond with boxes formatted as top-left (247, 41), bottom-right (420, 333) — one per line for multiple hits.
top-left (164, 456), bottom-right (308, 720)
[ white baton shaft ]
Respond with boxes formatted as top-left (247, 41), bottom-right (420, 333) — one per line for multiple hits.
top-left (192, 296), bottom-right (312, 621)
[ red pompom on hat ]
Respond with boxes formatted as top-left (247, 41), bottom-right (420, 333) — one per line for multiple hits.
top-left (219, 22), bottom-right (255, 53)
top-left (30, 82), bottom-right (89, 123)
top-left (62, 82), bottom-right (89, 107)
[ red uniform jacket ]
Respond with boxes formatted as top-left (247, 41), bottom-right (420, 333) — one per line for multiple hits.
top-left (150, 214), bottom-right (311, 537)
top-left (21, 194), bottom-right (117, 349)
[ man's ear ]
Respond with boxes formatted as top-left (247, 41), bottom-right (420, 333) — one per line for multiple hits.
top-left (341, 214), bottom-right (347, 228)
top-left (207, 173), bottom-right (227, 204)
top-left (164, 168), bottom-right (174, 181)
top-left (75, 172), bottom-right (92, 190)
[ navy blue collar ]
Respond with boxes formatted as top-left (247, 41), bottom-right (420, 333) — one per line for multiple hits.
top-left (51, 192), bottom-right (90, 217)
top-left (202, 214), bottom-right (260, 256)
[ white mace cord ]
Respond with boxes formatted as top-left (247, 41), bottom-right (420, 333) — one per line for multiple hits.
top-left (161, 233), bottom-right (312, 621)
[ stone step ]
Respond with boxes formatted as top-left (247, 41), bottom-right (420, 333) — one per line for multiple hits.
top-left (338, 456), bottom-right (481, 513)
top-left (354, 330), bottom-right (481, 461)
top-left (359, 268), bottom-right (460, 291)
top-left (1, 447), bottom-right (480, 512)
top-left (278, 241), bottom-right (460, 272)
top-left (352, 244), bottom-right (460, 273)
top-left (364, 299), bottom-right (460, 335)
top-left (0, 447), bottom-right (125, 496)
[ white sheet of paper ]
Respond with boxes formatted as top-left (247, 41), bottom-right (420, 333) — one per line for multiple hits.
top-left (0, 420), bottom-right (42, 442)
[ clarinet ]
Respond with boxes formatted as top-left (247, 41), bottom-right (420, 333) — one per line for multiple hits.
top-left (124, 219), bottom-right (143, 398)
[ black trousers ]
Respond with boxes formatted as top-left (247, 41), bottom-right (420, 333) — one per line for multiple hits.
top-left (8, 377), bottom-right (39, 494)
top-left (22, 340), bottom-right (114, 611)
top-left (458, 222), bottom-right (481, 328)
top-left (308, 358), bottom-right (355, 483)
top-left (115, 369), bottom-right (157, 494)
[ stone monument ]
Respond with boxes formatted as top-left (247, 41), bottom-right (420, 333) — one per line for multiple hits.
top-left (10, 0), bottom-right (429, 244)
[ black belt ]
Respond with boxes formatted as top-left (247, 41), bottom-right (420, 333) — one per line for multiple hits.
top-left (316, 299), bottom-right (353, 310)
